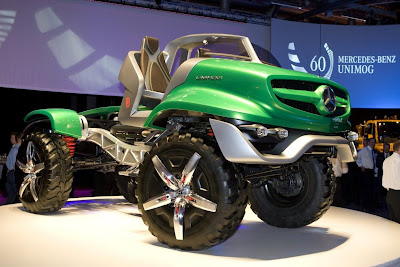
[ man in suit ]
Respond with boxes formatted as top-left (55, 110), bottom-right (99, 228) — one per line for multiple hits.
top-left (5, 132), bottom-right (20, 204)
top-left (356, 138), bottom-right (377, 212)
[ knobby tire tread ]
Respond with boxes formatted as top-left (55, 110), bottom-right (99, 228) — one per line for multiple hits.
top-left (136, 133), bottom-right (247, 250)
top-left (249, 158), bottom-right (335, 228)
top-left (19, 132), bottom-right (73, 213)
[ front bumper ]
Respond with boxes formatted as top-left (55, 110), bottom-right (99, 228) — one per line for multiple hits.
top-left (209, 119), bottom-right (357, 165)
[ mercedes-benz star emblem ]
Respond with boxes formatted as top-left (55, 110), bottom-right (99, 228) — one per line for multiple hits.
top-left (322, 86), bottom-right (337, 113)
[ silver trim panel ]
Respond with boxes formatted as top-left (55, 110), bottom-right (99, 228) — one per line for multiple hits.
top-left (210, 119), bottom-right (356, 164)
top-left (85, 128), bottom-right (151, 166)
top-left (143, 90), bottom-right (163, 100)
top-left (162, 58), bottom-right (206, 101)
top-left (118, 51), bottom-right (145, 115)
top-left (78, 115), bottom-right (89, 140)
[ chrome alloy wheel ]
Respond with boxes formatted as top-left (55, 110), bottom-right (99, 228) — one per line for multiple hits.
top-left (17, 141), bottom-right (44, 202)
top-left (143, 152), bottom-right (217, 240)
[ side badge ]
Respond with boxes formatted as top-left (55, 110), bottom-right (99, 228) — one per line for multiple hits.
top-left (125, 97), bottom-right (130, 108)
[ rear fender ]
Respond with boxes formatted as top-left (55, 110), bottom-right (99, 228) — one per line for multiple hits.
top-left (24, 109), bottom-right (84, 138)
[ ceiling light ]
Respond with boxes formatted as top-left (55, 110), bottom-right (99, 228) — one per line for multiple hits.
top-left (271, 2), bottom-right (302, 9)
top-left (341, 15), bottom-right (366, 22)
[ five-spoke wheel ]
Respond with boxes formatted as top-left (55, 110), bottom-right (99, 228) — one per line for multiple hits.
top-left (143, 153), bottom-right (217, 240)
top-left (136, 133), bottom-right (247, 250)
top-left (16, 132), bottom-right (73, 213)
top-left (17, 141), bottom-right (44, 201)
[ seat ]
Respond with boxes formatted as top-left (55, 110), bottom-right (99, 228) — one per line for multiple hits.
top-left (196, 48), bottom-right (211, 58)
top-left (140, 36), bottom-right (171, 93)
top-left (117, 36), bottom-right (170, 127)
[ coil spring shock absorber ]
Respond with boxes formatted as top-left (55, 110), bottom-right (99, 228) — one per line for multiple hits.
top-left (62, 136), bottom-right (76, 157)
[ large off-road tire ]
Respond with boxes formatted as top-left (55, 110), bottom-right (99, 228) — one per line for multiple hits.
top-left (17, 132), bottom-right (73, 213)
top-left (115, 166), bottom-right (138, 204)
top-left (248, 158), bottom-right (335, 228)
top-left (136, 133), bottom-right (247, 250)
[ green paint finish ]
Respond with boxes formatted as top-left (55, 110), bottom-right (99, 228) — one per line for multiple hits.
top-left (24, 109), bottom-right (82, 138)
top-left (145, 59), bottom-right (351, 133)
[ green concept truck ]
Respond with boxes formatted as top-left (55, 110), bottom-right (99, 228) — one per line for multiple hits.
top-left (17, 34), bottom-right (358, 250)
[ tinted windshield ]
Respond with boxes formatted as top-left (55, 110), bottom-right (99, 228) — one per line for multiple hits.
top-left (378, 122), bottom-right (400, 143)
top-left (191, 37), bottom-right (250, 60)
top-left (168, 35), bottom-right (281, 75)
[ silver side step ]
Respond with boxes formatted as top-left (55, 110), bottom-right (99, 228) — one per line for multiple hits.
top-left (84, 128), bottom-right (151, 166)
top-left (210, 119), bottom-right (357, 165)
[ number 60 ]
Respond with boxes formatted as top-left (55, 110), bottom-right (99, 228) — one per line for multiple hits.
top-left (310, 55), bottom-right (326, 72)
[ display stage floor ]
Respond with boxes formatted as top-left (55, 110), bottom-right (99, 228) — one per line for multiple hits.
top-left (1, 196), bottom-right (399, 267)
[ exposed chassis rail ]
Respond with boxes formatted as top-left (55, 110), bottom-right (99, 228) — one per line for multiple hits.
top-left (83, 128), bottom-right (151, 166)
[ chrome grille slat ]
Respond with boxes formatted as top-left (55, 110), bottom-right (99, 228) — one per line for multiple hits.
top-left (271, 79), bottom-right (348, 117)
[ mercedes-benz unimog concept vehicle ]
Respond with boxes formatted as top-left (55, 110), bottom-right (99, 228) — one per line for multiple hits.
top-left (17, 34), bottom-right (358, 250)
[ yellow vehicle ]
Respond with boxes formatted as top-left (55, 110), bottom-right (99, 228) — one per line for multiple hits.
top-left (356, 119), bottom-right (400, 152)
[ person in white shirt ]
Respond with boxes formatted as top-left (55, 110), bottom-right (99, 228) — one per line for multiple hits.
top-left (382, 141), bottom-right (400, 223)
top-left (376, 143), bottom-right (392, 206)
top-left (356, 138), bottom-right (377, 212)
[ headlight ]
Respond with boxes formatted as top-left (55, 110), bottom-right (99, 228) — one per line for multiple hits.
top-left (239, 124), bottom-right (288, 139)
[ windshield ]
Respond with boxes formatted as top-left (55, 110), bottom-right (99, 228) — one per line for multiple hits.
top-left (190, 37), bottom-right (250, 60)
top-left (166, 34), bottom-right (280, 75)
top-left (378, 122), bottom-right (400, 143)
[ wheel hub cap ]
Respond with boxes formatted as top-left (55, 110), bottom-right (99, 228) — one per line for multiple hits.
top-left (17, 141), bottom-right (44, 202)
top-left (143, 152), bottom-right (217, 240)
top-left (273, 172), bottom-right (303, 197)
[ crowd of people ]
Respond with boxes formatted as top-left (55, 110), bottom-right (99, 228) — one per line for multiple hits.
top-left (335, 138), bottom-right (400, 223)
top-left (1, 131), bottom-right (400, 224)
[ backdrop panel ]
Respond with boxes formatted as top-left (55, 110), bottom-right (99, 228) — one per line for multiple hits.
top-left (0, 0), bottom-right (270, 96)
top-left (271, 18), bottom-right (400, 109)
